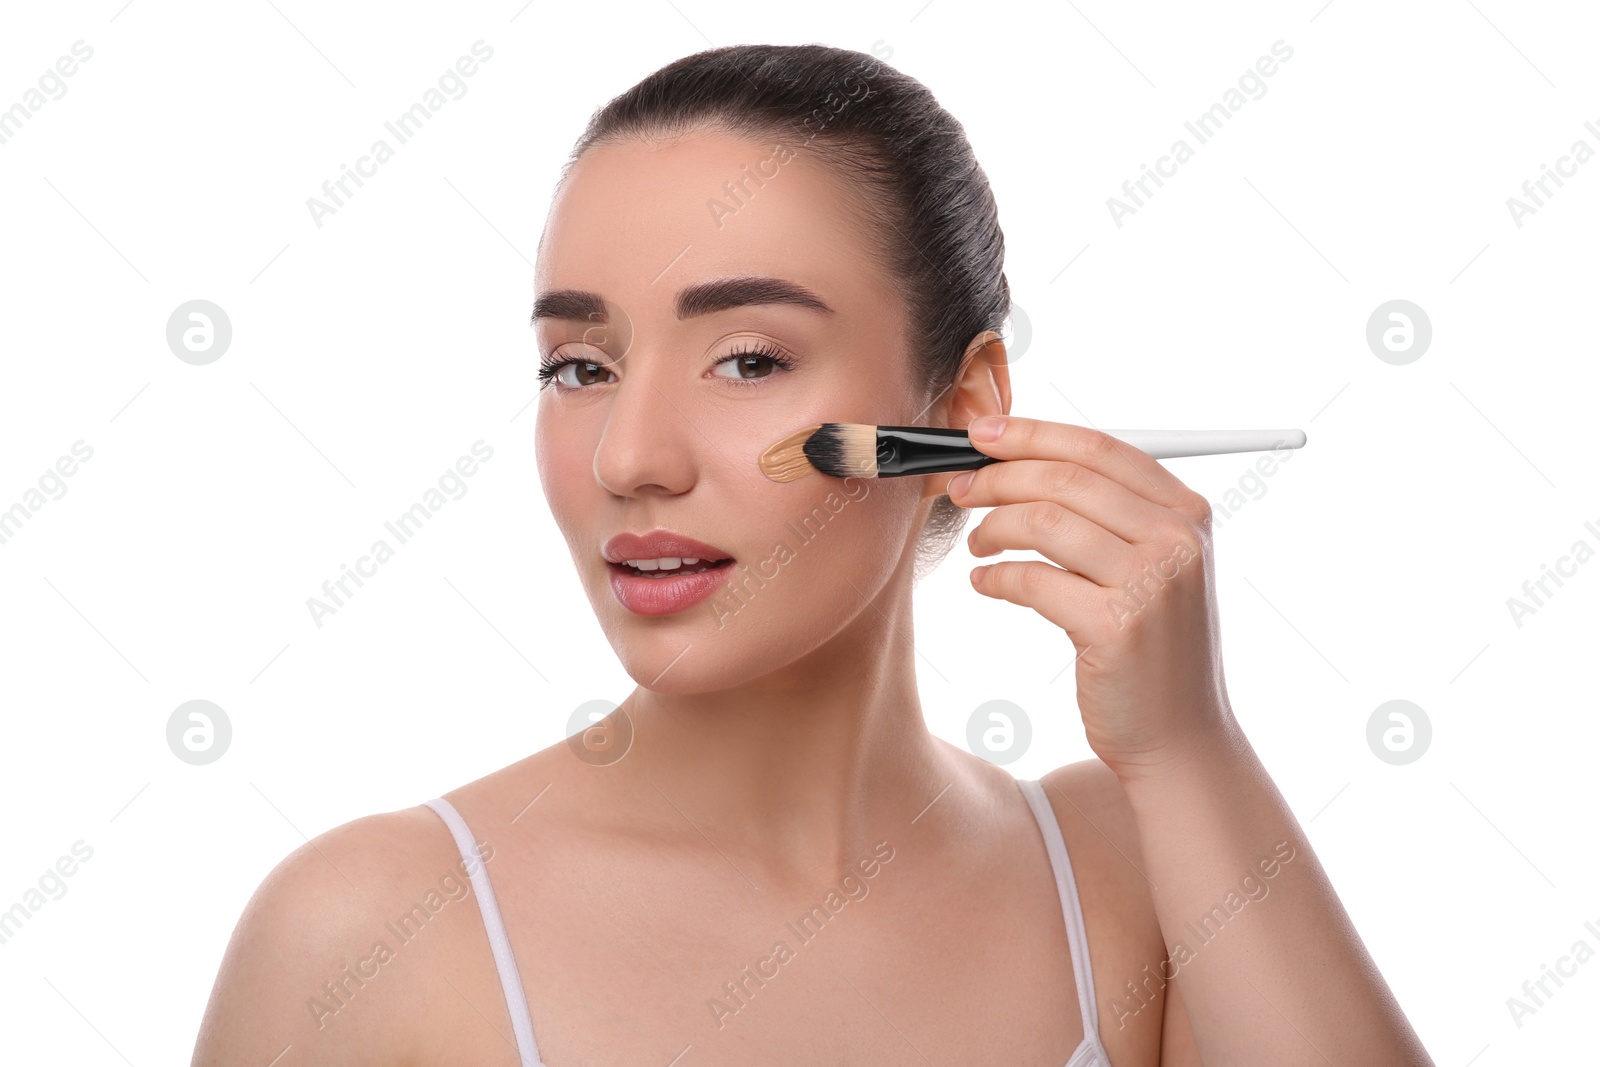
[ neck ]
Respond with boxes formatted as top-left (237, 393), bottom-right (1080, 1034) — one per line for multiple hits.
top-left (607, 581), bottom-right (961, 886)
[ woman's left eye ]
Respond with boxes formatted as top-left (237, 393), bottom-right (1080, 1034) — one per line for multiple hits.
top-left (711, 343), bottom-right (797, 384)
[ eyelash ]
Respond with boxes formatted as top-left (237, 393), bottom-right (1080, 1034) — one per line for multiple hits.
top-left (536, 341), bottom-right (797, 391)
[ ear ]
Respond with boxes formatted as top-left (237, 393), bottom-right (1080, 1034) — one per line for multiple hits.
top-left (919, 330), bottom-right (1013, 500)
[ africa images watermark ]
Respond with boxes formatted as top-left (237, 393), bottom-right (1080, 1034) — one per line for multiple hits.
top-left (1107, 39), bottom-right (1295, 228)
top-left (1106, 538), bottom-right (1201, 632)
top-left (1504, 516), bottom-right (1600, 629)
top-left (305, 41), bottom-right (494, 229)
top-left (0, 40), bottom-right (94, 148)
top-left (706, 475), bottom-right (872, 630)
top-left (1505, 117), bottom-right (1600, 229)
top-left (0, 840), bottom-right (95, 948)
top-left (306, 837), bottom-right (496, 1029)
top-left (306, 441), bottom-right (494, 628)
top-left (1106, 435), bottom-right (1301, 628)
top-left (0, 440), bottom-right (94, 548)
top-left (705, 839), bottom-right (897, 1030)
top-left (1109, 839), bottom-right (1299, 1029)
top-left (1505, 915), bottom-right (1600, 1030)
top-left (1208, 438), bottom-right (1298, 531)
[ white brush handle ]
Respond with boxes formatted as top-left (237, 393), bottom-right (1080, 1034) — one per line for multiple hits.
top-left (1096, 428), bottom-right (1306, 459)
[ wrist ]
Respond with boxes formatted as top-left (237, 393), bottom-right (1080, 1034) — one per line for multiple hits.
top-left (1104, 707), bottom-right (1252, 797)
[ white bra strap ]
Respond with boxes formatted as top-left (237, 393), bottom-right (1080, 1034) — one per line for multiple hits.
top-left (423, 797), bottom-right (541, 1066)
top-left (1018, 777), bottom-right (1101, 1043)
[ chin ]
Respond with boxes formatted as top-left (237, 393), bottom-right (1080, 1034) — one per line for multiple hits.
top-left (595, 582), bottom-right (814, 695)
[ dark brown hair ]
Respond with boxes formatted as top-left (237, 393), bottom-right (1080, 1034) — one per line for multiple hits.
top-left (557, 43), bottom-right (1010, 578)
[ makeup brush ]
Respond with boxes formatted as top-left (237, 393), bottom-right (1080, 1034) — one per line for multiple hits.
top-left (758, 424), bottom-right (1308, 482)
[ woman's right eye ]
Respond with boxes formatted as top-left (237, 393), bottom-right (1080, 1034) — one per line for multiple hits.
top-left (538, 356), bottom-right (616, 390)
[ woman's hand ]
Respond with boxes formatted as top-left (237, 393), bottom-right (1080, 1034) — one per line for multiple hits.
top-left (945, 414), bottom-right (1238, 782)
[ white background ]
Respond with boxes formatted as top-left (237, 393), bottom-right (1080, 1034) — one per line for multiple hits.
top-left (1, 0), bottom-right (1596, 1063)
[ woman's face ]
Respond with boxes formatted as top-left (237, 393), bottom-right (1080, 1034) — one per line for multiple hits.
top-left (533, 128), bottom-right (939, 693)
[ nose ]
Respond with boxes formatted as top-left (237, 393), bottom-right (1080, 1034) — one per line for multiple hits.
top-left (591, 350), bottom-right (699, 499)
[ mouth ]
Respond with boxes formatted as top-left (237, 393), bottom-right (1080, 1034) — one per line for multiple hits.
top-left (608, 557), bottom-right (736, 578)
top-left (601, 529), bottom-right (739, 616)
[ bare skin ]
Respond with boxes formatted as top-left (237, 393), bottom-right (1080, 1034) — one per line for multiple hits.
top-left (189, 750), bottom-right (1172, 1065)
top-left (192, 127), bottom-right (1430, 1065)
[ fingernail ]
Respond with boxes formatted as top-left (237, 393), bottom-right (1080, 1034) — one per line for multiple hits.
top-left (969, 416), bottom-right (1005, 441)
top-left (948, 471), bottom-right (974, 497)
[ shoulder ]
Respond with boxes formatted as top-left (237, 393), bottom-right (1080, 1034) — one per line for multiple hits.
top-left (1038, 758), bottom-right (1137, 840)
top-left (1037, 759), bottom-right (1172, 1057)
top-left (1035, 758), bottom-right (1153, 935)
top-left (190, 802), bottom-right (496, 1066)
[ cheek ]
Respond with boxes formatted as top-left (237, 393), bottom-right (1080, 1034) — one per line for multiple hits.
top-left (843, 477), bottom-right (918, 545)
top-left (535, 409), bottom-right (594, 528)
top-left (756, 474), bottom-right (920, 585)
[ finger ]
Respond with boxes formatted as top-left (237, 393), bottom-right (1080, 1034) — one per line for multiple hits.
top-left (961, 416), bottom-right (1196, 511)
top-left (969, 559), bottom-right (1102, 639)
top-left (966, 500), bottom-right (1135, 587)
top-left (948, 457), bottom-right (1174, 547)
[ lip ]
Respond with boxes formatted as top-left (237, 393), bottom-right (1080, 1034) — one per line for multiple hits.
top-left (602, 528), bottom-right (738, 617)
top-left (607, 559), bottom-right (735, 616)
top-left (602, 529), bottom-right (734, 566)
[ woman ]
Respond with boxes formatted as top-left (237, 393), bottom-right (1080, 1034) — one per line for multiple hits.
top-left (192, 44), bottom-right (1433, 1066)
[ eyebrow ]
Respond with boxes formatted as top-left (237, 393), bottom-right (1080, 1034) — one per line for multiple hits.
top-left (531, 276), bottom-right (834, 324)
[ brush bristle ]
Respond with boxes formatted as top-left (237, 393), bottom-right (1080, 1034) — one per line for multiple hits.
top-left (758, 423), bottom-right (883, 481)
top-left (802, 423), bottom-right (880, 479)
